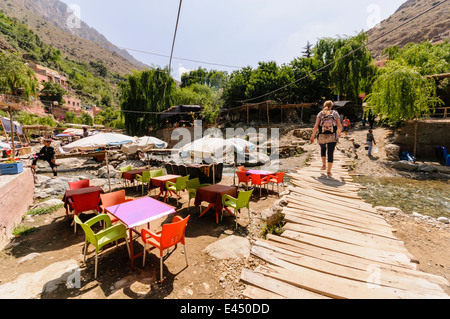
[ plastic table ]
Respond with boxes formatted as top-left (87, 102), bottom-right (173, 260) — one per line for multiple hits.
top-left (194, 184), bottom-right (237, 224)
top-left (105, 196), bottom-right (176, 270)
top-left (150, 174), bottom-right (181, 202)
top-left (62, 186), bottom-right (104, 216)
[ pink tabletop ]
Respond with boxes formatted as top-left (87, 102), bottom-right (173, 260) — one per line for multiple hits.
top-left (246, 169), bottom-right (273, 176)
top-left (105, 197), bottom-right (176, 228)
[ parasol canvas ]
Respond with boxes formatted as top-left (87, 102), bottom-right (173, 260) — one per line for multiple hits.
top-left (226, 137), bottom-right (256, 154)
top-left (179, 137), bottom-right (234, 160)
top-left (62, 133), bottom-right (135, 152)
top-left (121, 136), bottom-right (168, 154)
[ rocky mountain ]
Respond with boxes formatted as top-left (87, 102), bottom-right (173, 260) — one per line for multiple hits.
top-left (0, 0), bottom-right (148, 75)
top-left (367, 0), bottom-right (450, 58)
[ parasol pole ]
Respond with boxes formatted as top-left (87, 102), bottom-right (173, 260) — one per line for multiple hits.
top-left (105, 148), bottom-right (111, 192)
top-left (233, 152), bottom-right (237, 186)
top-left (7, 107), bottom-right (16, 158)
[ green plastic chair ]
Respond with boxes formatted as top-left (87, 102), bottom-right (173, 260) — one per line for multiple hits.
top-left (119, 165), bottom-right (133, 187)
top-left (136, 171), bottom-right (151, 194)
top-left (148, 169), bottom-right (164, 195)
top-left (186, 178), bottom-right (210, 211)
top-left (165, 175), bottom-right (190, 206)
top-left (149, 169), bottom-right (164, 178)
top-left (222, 189), bottom-right (254, 229)
top-left (74, 214), bottom-right (130, 279)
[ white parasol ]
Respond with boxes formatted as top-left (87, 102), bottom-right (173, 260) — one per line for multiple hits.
top-left (62, 133), bottom-right (135, 191)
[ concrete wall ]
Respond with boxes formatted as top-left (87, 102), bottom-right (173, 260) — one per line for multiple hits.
top-left (392, 119), bottom-right (450, 160)
top-left (0, 168), bottom-right (35, 250)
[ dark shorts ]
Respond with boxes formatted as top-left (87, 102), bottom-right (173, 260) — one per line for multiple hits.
top-left (343, 126), bottom-right (349, 132)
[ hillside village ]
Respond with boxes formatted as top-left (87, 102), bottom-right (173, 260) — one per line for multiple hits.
top-left (0, 0), bottom-right (449, 302)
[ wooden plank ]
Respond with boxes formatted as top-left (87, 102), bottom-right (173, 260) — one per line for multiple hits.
top-left (286, 196), bottom-right (389, 227)
top-left (288, 187), bottom-right (376, 211)
top-left (283, 221), bottom-right (410, 254)
top-left (284, 202), bottom-right (389, 230)
top-left (240, 268), bottom-right (328, 299)
top-left (252, 242), bottom-right (446, 295)
top-left (242, 285), bottom-right (285, 299)
top-left (283, 207), bottom-right (396, 239)
top-left (281, 229), bottom-right (415, 268)
top-left (265, 235), bottom-right (449, 287)
top-left (255, 264), bottom-right (448, 299)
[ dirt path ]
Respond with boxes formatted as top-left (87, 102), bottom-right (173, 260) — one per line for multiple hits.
top-left (0, 125), bottom-right (448, 298)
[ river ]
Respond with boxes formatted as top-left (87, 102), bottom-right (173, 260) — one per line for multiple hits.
top-left (354, 176), bottom-right (450, 219)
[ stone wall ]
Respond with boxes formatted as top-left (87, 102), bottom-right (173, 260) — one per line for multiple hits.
top-left (0, 168), bottom-right (35, 250)
top-left (392, 120), bottom-right (450, 160)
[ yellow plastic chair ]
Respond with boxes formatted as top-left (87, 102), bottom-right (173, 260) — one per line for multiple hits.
top-left (136, 171), bottom-right (151, 194)
top-left (186, 178), bottom-right (210, 211)
top-left (74, 214), bottom-right (129, 279)
top-left (222, 189), bottom-right (253, 229)
top-left (165, 175), bottom-right (190, 206)
top-left (119, 165), bottom-right (132, 187)
top-left (148, 169), bottom-right (164, 196)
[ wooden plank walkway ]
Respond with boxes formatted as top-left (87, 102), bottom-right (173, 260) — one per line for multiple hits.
top-left (240, 151), bottom-right (450, 299)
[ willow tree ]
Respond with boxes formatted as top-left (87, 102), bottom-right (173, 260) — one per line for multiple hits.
top-left (119, 68), bottom-right (176, 135)
top-left (0, 51), bottom-right (38, 100)
top-left (329, 32), bottom-right (377, 103)
top-left (365, 62), bottom-right (442, 161)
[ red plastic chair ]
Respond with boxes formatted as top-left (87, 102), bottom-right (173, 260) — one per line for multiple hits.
top-left (237, 166), bottom-right (247, 172)
top-left (68, 179), bottom-right (90, 190)
top-left (100, 190), bottom-right (134, 224)
top-left (267, 172), bottom-right (286, 196)
top-left (141, 215), bottom-right (190, 282)
top-left (236, 171), bottom-right (252, 190)
top-left (250, 174), bottom-right (269, 197)
top-left (68, 191), bottom-right (101, 233)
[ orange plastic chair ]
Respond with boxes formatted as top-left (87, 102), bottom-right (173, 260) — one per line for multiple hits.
top-left (237, 166), bottom-right (247, 172)
top-left (141, 215), bottom-right (190, 282)
top-left (68, 179), bottom-right (90, 190)
top-left (68, 190), bottom-right (101, 233)
top-left (100, 190), bottom-right (134, 223)
top-left (267, 172), bottom-right (286, 196)
top-left (236, 171), bottom-right (252, 190)
top-left (250, 174), bottom-right (269, 197)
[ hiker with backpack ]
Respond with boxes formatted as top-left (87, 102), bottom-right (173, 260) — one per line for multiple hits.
top-left (310, 100), bottom-right (342, 177)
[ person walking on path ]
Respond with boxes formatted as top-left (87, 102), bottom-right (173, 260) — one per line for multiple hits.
top-left (31, 138), bottom-right (57, 177)
top-left (366, 129), bottom-right (376, 157)
top-left (342, 116), bottom-right (350, 138)
top-left (310, 100), bottom-right (342, 177)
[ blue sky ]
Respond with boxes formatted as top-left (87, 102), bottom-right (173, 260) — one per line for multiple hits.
top-left (60, 0), bottom-right (406, 80)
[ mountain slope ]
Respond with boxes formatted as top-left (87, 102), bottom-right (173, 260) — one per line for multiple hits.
top-left (0, 0), bottom-right (147, 75)
top-left (367, 0), bottom-right (450, 58)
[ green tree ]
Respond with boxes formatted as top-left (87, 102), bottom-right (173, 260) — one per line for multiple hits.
top-left (181, 67), bottom-right (228, 89)
top-left (39, 81), bottom-right (66, 104)
top-left (0, 51), bottom-right (38, 99)
top-left (222, 66), bottom-right (253, 108)
top-left (119, 68), bottom-right (176, 135)
top-left (366, 62), bottom-right (442, 161)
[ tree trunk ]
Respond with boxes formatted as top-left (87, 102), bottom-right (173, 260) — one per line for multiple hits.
top-left (413, 119), bottom-right (418, 163)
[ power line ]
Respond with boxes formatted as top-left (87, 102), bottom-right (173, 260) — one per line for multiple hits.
top-left (162, 0), bottom-right (183, 104)
top-left (237, 0), bottom-right (449, 104)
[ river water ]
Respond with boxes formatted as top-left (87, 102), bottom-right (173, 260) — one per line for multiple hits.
top-left (354, 176), bottom-right (450, 219)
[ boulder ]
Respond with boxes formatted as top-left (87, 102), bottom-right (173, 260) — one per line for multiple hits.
top-left (417, 163), bottom-right (438, 173)
top-left (385, 144), bottom-right (400, 161)
top-left (392, 160), bottom-right (418, 171)
top-left (203, 236), bottom-right (250, 259)
top-left (97, 165), bottom-right (119, 178)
